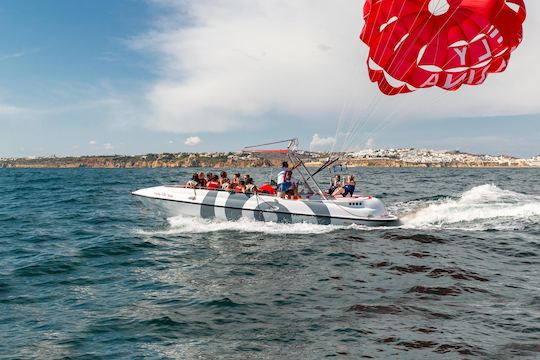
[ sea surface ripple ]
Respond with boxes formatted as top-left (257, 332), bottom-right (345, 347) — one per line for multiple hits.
top-left (1, 168), bottom-right (539, 359)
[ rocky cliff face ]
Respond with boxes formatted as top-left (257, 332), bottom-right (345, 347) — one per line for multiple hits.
top-left (0, 154), bottom-right (532, 168)
top-left (0, 155), bottom-right (277, 168)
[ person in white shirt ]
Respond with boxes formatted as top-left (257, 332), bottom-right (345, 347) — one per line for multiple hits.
top-left (277, 162), bottom-right (292, 198)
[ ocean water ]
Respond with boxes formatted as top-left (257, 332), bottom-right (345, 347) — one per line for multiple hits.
top-left (1, 168), bottom-right (539, 359)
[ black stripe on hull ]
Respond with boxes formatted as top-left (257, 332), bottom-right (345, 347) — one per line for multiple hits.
top-left (303, 201), bottom-right (332, 225)
top-left (254, 200), bottom-right (293, 223)
top-left (275, 203), bottom-right (293, 223)
top-left (224, 193), bottom-right (251, 221)
top-left (200, 191), bottom-right (219, 219)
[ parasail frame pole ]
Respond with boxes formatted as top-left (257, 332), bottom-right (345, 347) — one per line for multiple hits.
top-left (287, 147), bottom-right (327, 200)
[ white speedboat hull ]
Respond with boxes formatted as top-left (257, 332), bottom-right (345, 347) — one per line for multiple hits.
top-left (133, 186), bottom-right (399, 227)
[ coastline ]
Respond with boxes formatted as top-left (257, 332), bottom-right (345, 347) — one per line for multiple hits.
top-left (1, 152), bottom-right (538, 169)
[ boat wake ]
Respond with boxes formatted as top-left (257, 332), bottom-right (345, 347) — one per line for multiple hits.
top-left (142, 216), bottom-right (346, 235)
top-left (397, 184), bottom-right (540, 231)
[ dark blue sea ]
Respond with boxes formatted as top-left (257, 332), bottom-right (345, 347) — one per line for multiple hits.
top-left (1, 168), bottom-right (539, 359)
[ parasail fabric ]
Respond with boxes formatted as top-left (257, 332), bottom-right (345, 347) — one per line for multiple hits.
top-left (360, 0), bottom-right (526, 95)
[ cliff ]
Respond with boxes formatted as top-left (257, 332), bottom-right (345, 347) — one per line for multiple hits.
top-left (0, 152), bottom-right (535, 169)
top-left (0, 153), bottom-right (277, 169)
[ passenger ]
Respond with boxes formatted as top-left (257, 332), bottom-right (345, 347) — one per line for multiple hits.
top-left (235, 180), bottom-right (246, 193)
top-left (289, 171), bottom-right (301, 199)
top-left (206, 172), bottom-right (214, 184)
top-left (221, 179), bottom-right (231, 190)
top-left (225, 182), bottom-right (236, 192)
top-left (219, 171), bottom-right (230, 185)
top-left (186, 173), bottom-right (199, 188)
top-left (207, 175), bottom-right (220, 190)
top-left (198, 172), bottom-right (207, 188)
top-left (244, 174), bottom-right (256, 188)
top-left (278, 170), bottom-right (293, 199)
top-left (284, 170), bottom-right (300, 199)
top-left (332, 175), bottom-right (356, 197)
top-left (343, 175), bottom-right (356, 197)
top-left (232, 173), bottom-right (241, 185)
top-left (277, 161), bottom-right (291, 198)
top-left (329, 175), bottom-right (341, 194)
top-left (277, 162), bottom-right (289, 182)
top-left (245, 178), bottom-right (258, 193)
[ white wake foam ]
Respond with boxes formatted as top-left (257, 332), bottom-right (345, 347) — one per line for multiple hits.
top-left (139, 216), bottom-right (348, 235)
top-left (400, 184), bottom-right (540, 231)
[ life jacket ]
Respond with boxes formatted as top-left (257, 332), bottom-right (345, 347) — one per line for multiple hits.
top-left (285, 170), bottom-right (292, 181)
top-left (259, 184), bottom-right (276, 195)
top-left (207, 180), bottom-right (220, 189)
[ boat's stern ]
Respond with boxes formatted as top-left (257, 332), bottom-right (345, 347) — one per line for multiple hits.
top-left (324, 195), bottom-right (400, 226)
top-left (364, 198), bottom-right (400, 226)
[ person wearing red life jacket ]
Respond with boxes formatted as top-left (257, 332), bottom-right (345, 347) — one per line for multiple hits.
top-left (206, 175), bottom-right (220, 190)
top-left (235, 180), bottom-right (246, 193)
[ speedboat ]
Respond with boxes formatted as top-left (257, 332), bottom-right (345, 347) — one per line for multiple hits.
top-left (132, 185), bottom-right (399, 226)
top-left (132, 139), bottom-right (400, 227)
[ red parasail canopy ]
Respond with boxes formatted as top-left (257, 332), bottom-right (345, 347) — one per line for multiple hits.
top-left (360, 0), bottom-right (526, 95)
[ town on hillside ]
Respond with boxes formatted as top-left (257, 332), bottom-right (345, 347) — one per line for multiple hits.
top-left (1, 148), bottom-right (539, 168)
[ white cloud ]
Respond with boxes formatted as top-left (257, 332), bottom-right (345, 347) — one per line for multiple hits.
top-left (89, 140), bottom-right (97, 145)
top-left (1, 98), bottom-right (126, 121)
top-left (0, 48), bottom-right (41, 61)
top-left (309, 133), bottom-right (335, 151)
top-left (133, 0), bottom-right (540, 136)
top-left (184, 136), bottom-right (201, 146)
top-left (104, 143), bottom-right (114, 150)
top-left (168, 140), bottom-right (174, 144)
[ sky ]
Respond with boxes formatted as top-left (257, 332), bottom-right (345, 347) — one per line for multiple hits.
top-left (0, 0), bottom-right (539, 158)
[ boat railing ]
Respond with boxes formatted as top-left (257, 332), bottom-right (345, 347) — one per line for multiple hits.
top-left (162, 184), bottom-right (371, 201)
top-left (163, 184), bottom-right (279, 197)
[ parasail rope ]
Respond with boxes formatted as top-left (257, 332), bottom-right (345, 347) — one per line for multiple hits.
top-left (337, 0), bottom-right (409, 153)
top-left (339, 0), bottom-right (434, 152)
top-left (352, 2), bottom-right (510, 148)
